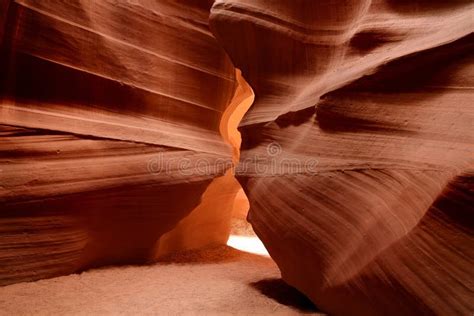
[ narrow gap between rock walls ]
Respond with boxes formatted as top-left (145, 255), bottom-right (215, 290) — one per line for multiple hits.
top-left (219, 69), bottom-right (269, 256)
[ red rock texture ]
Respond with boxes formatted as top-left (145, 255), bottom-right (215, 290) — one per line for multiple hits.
top-left (211, 0), bottom-right (474, 314)
top-left (1, 0), bottom-right (473, 315)
top-left (0, 0), bottom-right (241, 285)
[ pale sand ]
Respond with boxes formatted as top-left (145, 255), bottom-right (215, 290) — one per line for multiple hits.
top-left (0, 246), bottom-right (322, 315)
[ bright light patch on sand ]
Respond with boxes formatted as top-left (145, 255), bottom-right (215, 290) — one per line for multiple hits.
top-left (227, 235), bottom-right (269, 256)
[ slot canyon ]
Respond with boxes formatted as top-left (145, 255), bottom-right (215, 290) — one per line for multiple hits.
top-left (0, 0), bottom-right (473, 315)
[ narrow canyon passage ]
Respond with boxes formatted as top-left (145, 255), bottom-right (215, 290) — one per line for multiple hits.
top-left (0, 8), bottom-right (319, 310)
top-left (1, 0), bottom-right (473, 315)
top-left (0, 63), bottom-right (321, 314)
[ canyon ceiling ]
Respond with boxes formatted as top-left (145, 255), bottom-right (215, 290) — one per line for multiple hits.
top-left (1, 0), bottom-right (473, 315)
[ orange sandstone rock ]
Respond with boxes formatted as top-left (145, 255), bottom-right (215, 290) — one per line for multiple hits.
top-left (211, 1), bottom-right (474, 314)
top-left (0, 0), bottom-right (239, 285)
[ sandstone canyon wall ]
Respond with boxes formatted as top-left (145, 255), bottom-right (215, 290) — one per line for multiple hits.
top-left (210, 0), bottom-right (474, 315)
top-left (1, 0), bottom-right (474, 315)
top-left (0, 0), bottom-right (244, 285)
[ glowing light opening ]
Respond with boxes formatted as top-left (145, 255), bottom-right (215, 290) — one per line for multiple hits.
top-left (227, 235), bottom-right (269, 256)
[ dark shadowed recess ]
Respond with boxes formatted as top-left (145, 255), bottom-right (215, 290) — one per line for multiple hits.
top-left (0, 176), bottom-right (212, 285)
top-left (316, 34), bottom-right (473, 133)
top-left (339, 34), bottom-right (473, 94)
top-left (251, 278), bottom-right (322, 314)
top-left (239, 33), bottom-right (473, 149)
top-left (349, 29), bottom-right (403, 54)
top-left (428, 171), bottom-right (474, 233)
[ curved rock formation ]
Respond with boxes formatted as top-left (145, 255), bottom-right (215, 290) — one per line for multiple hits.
top-left (1, 0), bottom-right (473, 314)
top-left (210, 0), bottom-right (473, 125)
top-left (156, 69), bottom-right (254, 258)
top-left (0, 0), bottom-right (241, 285)
top-left (211, 1), bottom-right (474, 314)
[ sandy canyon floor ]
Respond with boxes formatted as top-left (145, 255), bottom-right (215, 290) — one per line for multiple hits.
top-left (0, 223), bottom-right (322, 315)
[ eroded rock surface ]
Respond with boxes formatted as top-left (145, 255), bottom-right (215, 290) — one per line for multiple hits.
top-left (0, 0), bottom-right (239, 285)
top-left (211, 0), bottom-right (474, 314)
top-left (1, 1), bottom-right (473, 315)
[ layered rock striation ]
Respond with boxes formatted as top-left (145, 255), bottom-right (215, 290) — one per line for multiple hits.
top-left (211, 0), bottom-right (474, 314)
top-left (0, 0), bottom-right (241, 285)
top-left (1, 1), bottom-right (473, 315)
